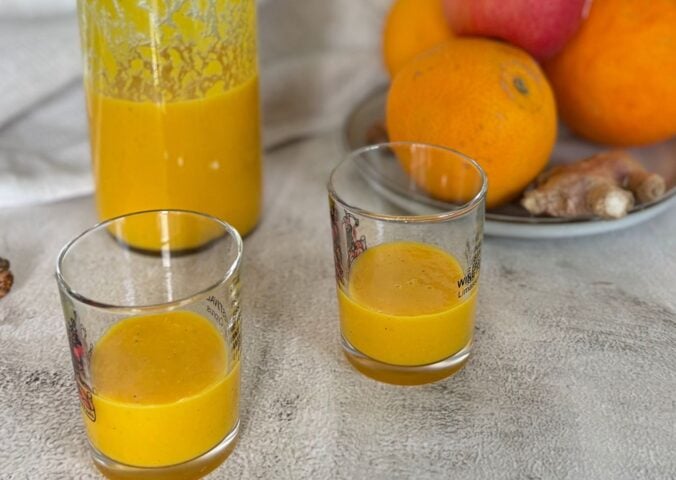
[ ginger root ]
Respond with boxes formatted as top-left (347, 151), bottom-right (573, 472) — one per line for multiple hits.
top-left (521, 151), bottom-right (666, 219)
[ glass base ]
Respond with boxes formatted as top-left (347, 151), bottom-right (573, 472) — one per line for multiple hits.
top-left (91, 420), bottom-right (239, 480)
top-left (341, 337), bottom-right (471, 385)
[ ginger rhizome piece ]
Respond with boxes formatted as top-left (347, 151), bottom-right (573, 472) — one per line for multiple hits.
top-left (521, 150), bottom-right (666, 219)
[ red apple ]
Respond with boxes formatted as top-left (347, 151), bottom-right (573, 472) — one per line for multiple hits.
top-left (443, 0), bottom-right (590, 60)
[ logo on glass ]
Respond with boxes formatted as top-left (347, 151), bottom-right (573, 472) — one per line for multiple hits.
top-left (67, 313), bottom-right (96, 422)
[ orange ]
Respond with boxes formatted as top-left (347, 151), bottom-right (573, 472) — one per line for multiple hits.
top-left (544, 0), bottom-right (676, 146)
top-left (382, 0), bottom-right (453, 76)
top-left (386, 38), bottom-right (557, 208)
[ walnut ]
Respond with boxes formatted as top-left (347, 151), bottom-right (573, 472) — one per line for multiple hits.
top-left (0, 257), bottom-right (14, 299)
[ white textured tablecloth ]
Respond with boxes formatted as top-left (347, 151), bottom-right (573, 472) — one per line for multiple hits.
top-left (1, 131), bottom-right (676, 479)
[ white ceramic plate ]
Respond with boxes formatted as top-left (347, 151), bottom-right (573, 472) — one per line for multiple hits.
top-left (343, 86), bottom-right (676, 239)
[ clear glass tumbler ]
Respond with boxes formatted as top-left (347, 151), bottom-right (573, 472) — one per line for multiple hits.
top-left (77, 0), bottom-right (262, 236)
top-left (56, 210), bottom-right (243, 479)
top-left (328, 143), bottom-right (487, 385)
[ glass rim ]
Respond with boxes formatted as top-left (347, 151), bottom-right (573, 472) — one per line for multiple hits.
top-left (55, 209), bottom-right (243, 314)
top-left (328, 142), bottom-right (488, 223)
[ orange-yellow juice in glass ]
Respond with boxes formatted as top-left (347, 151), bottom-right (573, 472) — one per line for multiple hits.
top-left (79, 0), bottom-right (261, 241)
top-left (338, 242), bottom-right (477, 384)
top-left (328, 143), bottom-right (486, 385)
top-left (56, 210), bottom-right (243, 479)
top-left (86, 311), bottom-right (239, 469)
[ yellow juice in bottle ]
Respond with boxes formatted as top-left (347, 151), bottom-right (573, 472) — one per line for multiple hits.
top-left (81, 0), bottom-right (261, 244)
top-left (89, 76), bottom-right (261, 241)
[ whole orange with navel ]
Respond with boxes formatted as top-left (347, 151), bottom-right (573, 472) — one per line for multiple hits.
top-left (387, 38), bottom-right (557, 208)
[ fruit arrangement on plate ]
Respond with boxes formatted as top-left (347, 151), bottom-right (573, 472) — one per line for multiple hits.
top-left (368, 0), bottom-right (676, 227)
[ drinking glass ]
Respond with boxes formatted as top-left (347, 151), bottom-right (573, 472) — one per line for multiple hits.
top-left (77, 0), bottom-right (262, 236)
top-left (56, 210), bottom-right (242, 479)
top-left (328, 143), bottom-right (487, 385)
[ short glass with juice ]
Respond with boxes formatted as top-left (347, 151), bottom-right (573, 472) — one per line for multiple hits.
top-left (328, 143), bottom-right (487, 385)
top-left (56, 210), bottom-right (243, 479)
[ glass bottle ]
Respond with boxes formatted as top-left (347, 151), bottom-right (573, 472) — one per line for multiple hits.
top-left (77, 0), bottom-right (262, 237)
